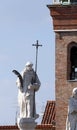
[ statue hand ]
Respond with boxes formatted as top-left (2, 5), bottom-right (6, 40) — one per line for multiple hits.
top-left (28, 84), bottom-right (33, 90)
top-left (28, 83), bottom-right (40, 91)
top-left (32, 83), bottom-right (40, 91)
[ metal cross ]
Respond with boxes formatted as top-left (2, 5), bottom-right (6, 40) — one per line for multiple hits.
top-left (32, 40), bottom-right (42, 74)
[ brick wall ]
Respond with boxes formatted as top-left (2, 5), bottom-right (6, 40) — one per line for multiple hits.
top-left (47, 4), bottom-right (77, 130)
top-left (47, 5), bottom-right (77, 30)
top-left (56, 31), bottom-right (77, 130)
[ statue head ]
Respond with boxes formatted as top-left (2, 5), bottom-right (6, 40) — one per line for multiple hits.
top-left (25, 61), bottom-right (33, 71)
top-left (72, 87), bottom-right (77, 99)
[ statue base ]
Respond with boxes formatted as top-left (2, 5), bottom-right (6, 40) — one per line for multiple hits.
top-left (17, 117), bottom-right (37, 130)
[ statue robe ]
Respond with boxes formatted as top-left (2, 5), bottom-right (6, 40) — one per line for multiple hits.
top-left (66, 97), bottom-right (77, 130)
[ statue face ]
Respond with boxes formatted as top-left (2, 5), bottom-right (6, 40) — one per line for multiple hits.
top-left (26, 65), bottom-right (33, 71)
top-left (73, 88), bottom-right (77, 99)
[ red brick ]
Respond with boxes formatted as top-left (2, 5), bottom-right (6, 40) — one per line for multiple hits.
top-left (47, 4), bottom-right (77, 130)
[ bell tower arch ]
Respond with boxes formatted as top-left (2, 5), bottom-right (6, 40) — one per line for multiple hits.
top-left (67, 42), bottom-right (77, 80)
top-left (47, 2), bottom-right (77, 130)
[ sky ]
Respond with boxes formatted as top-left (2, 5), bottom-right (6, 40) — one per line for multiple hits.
top-left (0, 0), bottom-right (55, 125)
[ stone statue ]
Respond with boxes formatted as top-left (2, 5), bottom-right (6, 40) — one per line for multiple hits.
top-left (16, 62), bottom-right (41, 119)
top-left (66, 87), bottom-right (77, 130)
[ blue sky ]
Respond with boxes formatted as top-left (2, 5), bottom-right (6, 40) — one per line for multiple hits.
top-left (0, 0), bottom-right (55, 125)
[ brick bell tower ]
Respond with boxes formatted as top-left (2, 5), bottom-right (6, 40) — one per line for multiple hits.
top-left (47, 1), bottom-right (77, 130)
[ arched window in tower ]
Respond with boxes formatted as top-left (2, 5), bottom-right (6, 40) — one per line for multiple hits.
top-left (70, 46), bottom-right (77, 80)
top-left (68, 42), bottom-right (77, 80)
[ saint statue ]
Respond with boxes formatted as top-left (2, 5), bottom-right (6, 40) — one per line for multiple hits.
top-left (15, 62), bottom-right (41, 119)
top-left (66, 87), bottom-right (77, 130)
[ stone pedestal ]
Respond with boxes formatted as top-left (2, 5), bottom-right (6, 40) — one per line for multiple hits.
top-left (17, 118), bottom-right (37, 130)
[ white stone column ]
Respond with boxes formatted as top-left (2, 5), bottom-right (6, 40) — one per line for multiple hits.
top-left (17, 118), bottom-right (37, 130)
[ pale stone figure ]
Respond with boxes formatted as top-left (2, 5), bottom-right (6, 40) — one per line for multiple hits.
top-left (16, 62), bottom-right (41, 119)
top-left (66, 87), bottom-right (77, 130)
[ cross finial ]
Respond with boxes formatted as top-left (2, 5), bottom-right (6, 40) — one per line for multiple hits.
top-left (32, 40), bottom-right (42, 73)
top-left (32, 40), bottom-right (42, 49)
